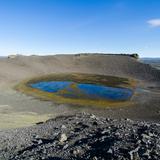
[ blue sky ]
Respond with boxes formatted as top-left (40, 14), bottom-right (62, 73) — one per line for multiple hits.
top-left (0, 0), bottom-right (160, 57)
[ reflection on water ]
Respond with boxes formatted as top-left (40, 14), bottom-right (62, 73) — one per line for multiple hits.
top-left (30, 81), bottom-right (133, 101)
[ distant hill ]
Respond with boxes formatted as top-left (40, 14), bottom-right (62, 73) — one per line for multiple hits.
top-left (0, 54), bottom-right (160, 88)
top-left (141, 58), bottom-right (160, 70)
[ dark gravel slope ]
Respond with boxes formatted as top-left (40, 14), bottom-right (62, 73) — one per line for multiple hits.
top-left (0, 113), bottom-right (160, 160)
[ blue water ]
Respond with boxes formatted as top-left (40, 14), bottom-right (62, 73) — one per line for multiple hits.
top-left (30, 81), bottom-right (133, 101)
top-left (30, 81), bottom-right (72, 93)
top-left (78, 84), bottom-right (132, 100)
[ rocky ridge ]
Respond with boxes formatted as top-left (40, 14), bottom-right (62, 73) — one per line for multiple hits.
top-left (0, 113), bottom-right (160, 160)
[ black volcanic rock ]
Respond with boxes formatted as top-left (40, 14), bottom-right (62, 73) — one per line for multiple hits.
top-left (0, 113), bottom-right (160, 160)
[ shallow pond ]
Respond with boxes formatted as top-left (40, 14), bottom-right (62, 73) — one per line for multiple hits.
top-left (30, 81), bottom-right (133, 101)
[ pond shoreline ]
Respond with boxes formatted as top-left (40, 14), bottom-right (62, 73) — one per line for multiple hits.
top-left (16, 73), bottom-right (136, 108)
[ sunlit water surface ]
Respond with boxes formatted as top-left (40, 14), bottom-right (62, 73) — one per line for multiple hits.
top-left (30, 81), bottom-right (133, 101)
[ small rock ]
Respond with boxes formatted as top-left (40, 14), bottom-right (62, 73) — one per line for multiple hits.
top-left (38, 139), bottom-right (43, 145)
top-left (155, 123), bottom-right (160, 127)
top-left (59, 133), bottom-right (67, 143)
top-left (148, 132), bottom-right (154, 137)
top-left (136, 140), bottom-right (141, 144)
top-left (143, 150), bottom-right (151, 159)
top-left (129, 147), bottom-right (140, 160)
top-left (142, 134), bottom-right (150, 139)
top-left (61, 125), bottom-right (67, 129)
top-left (106, 118), bottom-right (110, 122)
top-left (90, 114), bottom-right (96, 119)
top-left (73, 149), bottom-right (80, 155)
top-left (43, 149), bottom-right (47, 154)
top-left (141, 134), bottom-right (151, 144)
top-left (115, 132), bottom-right (120, 137)
top-left (101, 130), bottom-right (109, 134)
top-left (107, 148), bottom-right (113, 154)
top-left (92, 156), bottom-right (98, 160)
top-left (36, 121), bottom-right (44, 125)
top-left (125, 118), bottom-right (132, 122)
top-left (63, 144), bottom-right (69, 149)
top-left (34, 135), bottom-right (40, 139)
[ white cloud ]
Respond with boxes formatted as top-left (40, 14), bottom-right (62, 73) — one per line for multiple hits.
top-left (147, 19), bottom-right (160, 27)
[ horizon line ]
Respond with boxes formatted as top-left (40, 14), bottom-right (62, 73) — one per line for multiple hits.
top-left (0, 52), bottom-right (160, 58)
